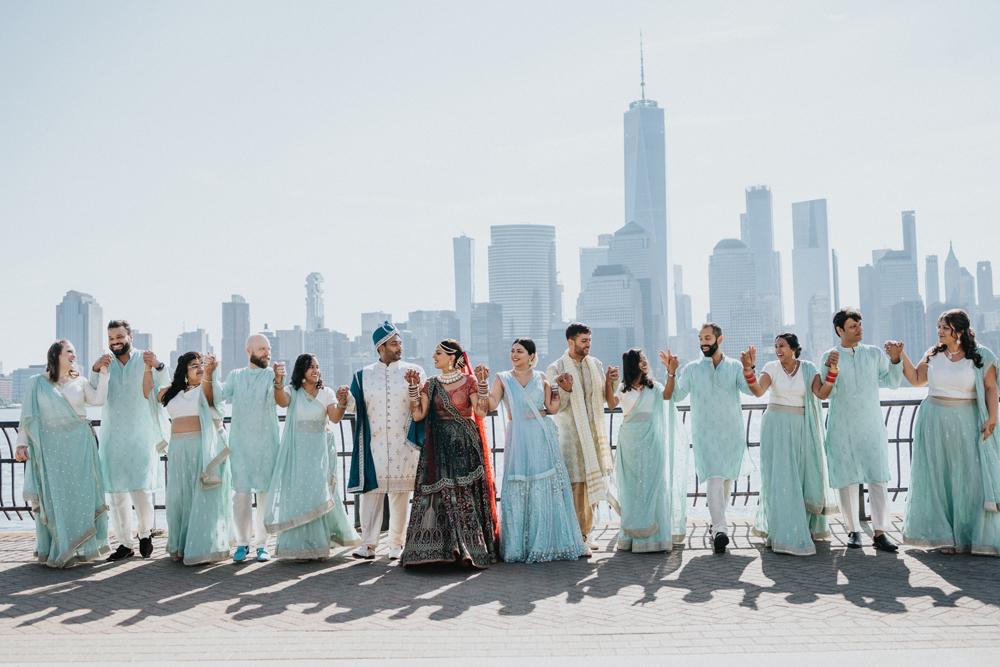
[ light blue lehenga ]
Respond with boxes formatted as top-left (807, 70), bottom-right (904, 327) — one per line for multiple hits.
top-left (150, 387), bottom-right (235, 565)
top-left (607, 383), bottom-right (689, 553)
top-left (903, 346), bottom-right (1000, 555)
top-left (497, 371), bottom-right (587, 563)
top-left (20, 376), bottom-right (110, 567)
top-left (752, 361), bottom-right (839, 556)
top-left (265, 387), bottom-right (360, 559)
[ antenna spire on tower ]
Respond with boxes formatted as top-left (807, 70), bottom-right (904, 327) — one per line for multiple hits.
top-left (640, 30), bottom-right (646, 102)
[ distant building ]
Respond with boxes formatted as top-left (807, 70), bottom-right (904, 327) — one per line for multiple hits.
top-left (305, 328), bottom-right (352, 387)
top-left (131, 330), bottom-right (153, 353)
top-left (977, 261), bottom-right (998, 331)
top-left (55, 290), bottom-right (104, 374)
top-left (831, 249), bottom-right (841, 311)
top-left (361, 312), bottom-right (392, 339)
top-left (944, 243), bottom-right (978, 324)
top-left (305, 273), bottom-right (325, 331)
top-left (469, 302), bottom-right (505, 374)
top-left (742, 185), bottom-right (784, 348)
top-left (12, 365), bottom-right (46, 403)
top-left (453, 236), bottom-right (475, 347)
top-left (606, 221), bottom-right (662, 353)
top-left (578, 235), bottom-right (612, 296)
top-left (791, 199), bottom-right (832, 359)
top-left (0, 375), bottom-right (12, 401)
top-left (488, 224), bottom-right (560, 357)
top-left (670, 265), bottom-right (700, 363)
top-left (221, 295), bottom-right (250, 378)
top-left (925, 255), bottom-right (941, 305)
top-left (708, 239), bottom-right (762, 359)
top-left (857, 214), bottom-right (924, 349)
top-left (403, 310), bottom-right (461, 362)
top-left (577, 264), bottom-right (644, 357)
top-left (274, 325), bottom-right (306, 369)
top-left (171, 329), bottom-right (214, 369)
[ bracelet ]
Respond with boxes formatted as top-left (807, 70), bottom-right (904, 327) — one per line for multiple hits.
top-left (824, 371), bottom-right (839, 385)
top-left (407, 385), bottom-right (421, 401)
top-left (337, 403), bottom-right (347, 411)
top-left (668, 374), bottom-right (676, 378)
top-left (743, 372), bottom-right (757, 385)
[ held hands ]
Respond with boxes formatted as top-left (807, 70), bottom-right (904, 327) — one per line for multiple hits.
top-left (740, 346), bottom-right (757, 371)
top-left (142, 350), bottom-right (161, 370)
top-left (826, 350), bottom-right (840, 370)
top-left (474, 365), bottom-right (490, 383)
top-left (336, 385), bottom-right (350, 406)
top-left (983, 417), bottom-right (998, 441)
top-left (660, 350), bottom-right (679, 374)
top-left (885, 340), bottom-right (904, 362)
top-left (555, 372), bottom-right (573, 392)
top-left (404, 369), bottom-right (421, 387)
top-left (606, 366), bottom-right (619, 386)
top-left (273, 362), bottom-right (286, 380)
top-left (203, 354), bottom-right (219, 376)
top-left (92, 354), bottom-right (112, 372)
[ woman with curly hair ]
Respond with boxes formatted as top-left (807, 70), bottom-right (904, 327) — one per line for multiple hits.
top-left (145, 351), bottom-right (234, 565)
top-left (15, 340), bottom-right (111, 567)
top-left (480, 338), bottom-right (587, 562)
top-left (606, 348), bottom-right (689, 554)
top-left (900, 309), bottom-right (1000, 555)
top-left (400, 339), bottom-right (499, 568)
top-left (264, 354), bottom-right (360, 561)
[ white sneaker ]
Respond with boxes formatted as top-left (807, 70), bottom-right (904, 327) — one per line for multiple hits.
top-left (352, 545), bottom-right (376, 560)
top-left (387, 546), bottom-right (403, 560)
top-left (586, 535), bottom-right (599, 550)
top-left (579, 544), bottom-right (593, 558)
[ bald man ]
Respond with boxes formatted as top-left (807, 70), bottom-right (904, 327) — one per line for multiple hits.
top-left (203, 335), bottom-right (285, 563)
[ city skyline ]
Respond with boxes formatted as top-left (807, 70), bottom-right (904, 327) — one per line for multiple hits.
top-left (2, 3), bottom-right (998, 373)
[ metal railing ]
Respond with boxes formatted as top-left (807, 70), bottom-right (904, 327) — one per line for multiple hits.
top-left (0, 400), bottom-right (923, 522)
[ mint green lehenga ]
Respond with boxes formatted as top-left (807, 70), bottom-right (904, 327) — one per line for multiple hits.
top-left (752, 361), bottom-right (839, 556)
top-left (264, 388), bottom-right (359, 559)
top-left (607, 383), bottom-right (689, 553)
top-left (20, 376), bottom-right (110, 567)
top-left (904, 346), bottom-right (1000, 555)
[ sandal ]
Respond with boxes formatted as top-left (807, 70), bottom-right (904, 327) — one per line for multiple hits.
top-left (940, 547), bottom-right (956, 555)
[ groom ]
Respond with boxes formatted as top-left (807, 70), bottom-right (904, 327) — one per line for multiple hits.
top-left (546, 322), bottom-right (616, 551)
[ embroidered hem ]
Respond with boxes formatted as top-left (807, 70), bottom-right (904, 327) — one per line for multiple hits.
top-left (617, 539), bottom-right (673, 553)
top-left (418, 465), bottom-right (484, 495)
top-left (265, 498), bottom-right (336, 534)
top-left (274, 546), bottom-right (331, 560)
top-left (622, 522), bottom-right (659, 539)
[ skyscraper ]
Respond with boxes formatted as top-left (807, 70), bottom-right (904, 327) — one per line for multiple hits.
top-left (671, 265), bottom-right (699, 361)
top-left (902, 211), bottom-right (917, 260)
top-left (55, 290), bottom-right (104, 373)
top-left (171, 328), bottom-right (213, 368)
top-left (925, 255), bottom-right (941, 306)
top-left (305, 328), bottom-right (351, 387)
top-left (488, 224), bottom-right (559, 357)
top-left (606, 221), bottom-right (661, 350)
top-left (453, 235), bottom-right (474, 347)
top-left (832, 249), bottom-right (841, 311)
top-left (274, 325), bottom-right (305, 368)
top-left (222, 294), bottom-right (250, 378)
top-left (578, 235), bottom-right (612, 294)
top-left (944, 243), bottom-right (961, 304)
top-left (791, 199), bottom-right (832, 357)
top-left (131, 330), bottom-right (153, 353)
top-left (361, 312), bottom-right (392, 338)
top-left (977, 262), bottom-right (996, 315)
top-left (708, 239), bottom-right (762, 358)
top-left (470, 302), bottom-right (505, 373)
top-left (742, 185), bottom-right (784, 346)
top-left (623, 39), bottom-right (668, 351)
top-left (305, 272), bottom-right (324, 331)
top-left (577, 264), bottom-right (644, 359)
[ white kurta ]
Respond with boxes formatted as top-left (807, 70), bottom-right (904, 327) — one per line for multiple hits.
top-left (345, 360), bottom-right (426, 494)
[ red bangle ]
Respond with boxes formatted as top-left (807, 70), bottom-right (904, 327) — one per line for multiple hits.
top-left (744, 373), bottom-right (757, 384)
top-left (824, 372), bottom-right (838, 384)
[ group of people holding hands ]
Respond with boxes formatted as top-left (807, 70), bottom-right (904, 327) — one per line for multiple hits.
top-left (13, 306), bottom-right (1000, 570)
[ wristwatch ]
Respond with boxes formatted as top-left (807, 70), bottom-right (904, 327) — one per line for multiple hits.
top-left (155, 362), bottom-right (165, 372)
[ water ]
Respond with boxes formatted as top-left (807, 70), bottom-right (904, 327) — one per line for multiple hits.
top-left (1, 387), bottom-right (929, 533)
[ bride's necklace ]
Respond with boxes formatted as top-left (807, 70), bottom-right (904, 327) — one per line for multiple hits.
top-left (512, 367), bottom-right (532, 374)
top-left (945, 347), bottom-right (961, 360)
top-left (439, 369), bottom-right (463, 384)
top-left (782, 361), bottom-right (800, 379)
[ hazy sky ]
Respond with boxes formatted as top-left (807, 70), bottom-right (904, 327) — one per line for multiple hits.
top-left (2, 1), bottom-right (998, 371)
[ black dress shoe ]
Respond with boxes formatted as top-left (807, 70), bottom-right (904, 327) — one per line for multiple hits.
top-left (847, 532), bottom-right (863, 549)
top-left (139, 536), bottom-right (153, 558)
top-left (873, 534), bottom-right (898, 552)
top-left (713, 532), bottom-right (729, 554)
top-left (106, 544), bottom-right (134, 561)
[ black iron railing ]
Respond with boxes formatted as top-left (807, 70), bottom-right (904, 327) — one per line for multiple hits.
top-left (0, 399), bottom-right (923, 522)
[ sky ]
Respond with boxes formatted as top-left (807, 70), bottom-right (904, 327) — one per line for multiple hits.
top-left (2, 1), bottom-right (999, 371)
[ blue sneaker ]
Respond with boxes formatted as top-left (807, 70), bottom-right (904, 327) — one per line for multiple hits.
top-left (256, 548), bottom-right (271, 562)
top-left (233, 545), bottom-right (249, 562)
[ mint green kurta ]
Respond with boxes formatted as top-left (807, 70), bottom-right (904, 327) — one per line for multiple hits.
top-left (91, 351), bottom-right (170, 493)
top-left (822, 344), bottom-right (903, 489)
top-left (671, 355), bottom-right (754, 481)
top-left (212, 367), bottom-right (280, 493)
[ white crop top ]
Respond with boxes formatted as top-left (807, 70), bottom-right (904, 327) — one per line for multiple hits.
top-left (761, 360), bottom-right (806, 407)
top-left (614, 386), bottom-right (643, 418)
top-left (927, 353), bottom-right (976, 399)
top-left (16, 369), bottom-right (109, 446)
top-left (166, 387), bottom-right (202, 419)
top-left (283, 385), bottom-right (337, 408)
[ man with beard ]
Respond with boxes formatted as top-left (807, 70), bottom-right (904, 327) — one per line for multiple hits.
top-left (546, 322), bottom-right (616, 552)
top-left (90, 320), bottom-right (170, 561)
top-left (664, 323), bottom-right (754, 554)
top-left (333, 322), bottom-right (425, 560)
top-left (203, 334), bottom-right (284, 563)
top-left (814, 308), bottom-right (902, 551)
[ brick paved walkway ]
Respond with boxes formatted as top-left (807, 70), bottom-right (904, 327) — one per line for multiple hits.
top-left (2, 516), bottom-right (1000, 662)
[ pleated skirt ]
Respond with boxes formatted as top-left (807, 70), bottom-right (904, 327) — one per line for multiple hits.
top-left (166, 433), bottom-right (233, 565)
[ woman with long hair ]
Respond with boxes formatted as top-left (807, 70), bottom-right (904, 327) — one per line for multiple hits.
top-left (479, 338), bottom-right (587, 562)
top-left (400, 339), bottom-right (499, 568)
top-left (15, 340), bottom-right (111, 567)
top-left (899, 309), bottom-right (1000, 555)
top-left (264, 354), bottom-right (360, 561)
top-left (145, 351), bottom-right (234, 564)
top-left (605, 349), bottom-right (689, 553)
top-left (743, 334), bottom-right (838, 556)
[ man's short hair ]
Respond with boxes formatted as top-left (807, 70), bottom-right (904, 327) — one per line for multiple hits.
top-left (833, 308), bottom-right (862, 334)
top-left (107, 319), bottom-right (131, 335)
top-left (700, 322), bottom-right (722, 338)
top-left (565, 322), bottom-right (592, 340)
